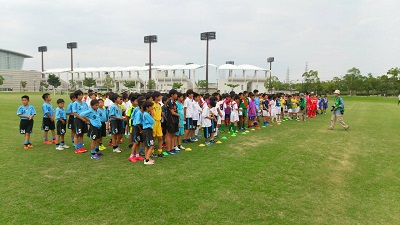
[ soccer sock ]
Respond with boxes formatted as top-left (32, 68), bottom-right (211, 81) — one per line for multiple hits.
top-left (95, 146), bottom-right (99, 152)
top-left (215, 128), bottom-right (219, 136)
top-left (61, 141), bottom-right (65, 146)
top-left (52, 136), bottom-right (56, 140)
top-left (158, 149), bottom-right (162, 154)
top-left (91, 150), bottom-right (96, 155)
top-left (24, 141), bottom-right (29, 145)
top-left (99, 142), bottom-right (103, 146)
top-left (140, 147), bottom-right (144, 152)
top-left (220, 124), bottom-right (225, 130)
top-left (44, 138), bottom-right (48, 142)
top-left (56, 143), bottom-right (60, 147)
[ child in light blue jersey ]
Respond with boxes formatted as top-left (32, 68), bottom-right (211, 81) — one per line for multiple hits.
top-left (97, 98), bottom-right (108, 150)
top-left (42, 93), bottom-right (56, 145)
top-left (17, 95), bottom-right (36, 149)
top-left (72, 90), bottom-right (89, 153)
top-left (142, 101), bottom-right (155, 165)
top-left (55, 99), bottom-right (69, 150)
top-left (80, 99), bottom-right (102, 160)
top-left (66, 93), bottom-right (76, 144)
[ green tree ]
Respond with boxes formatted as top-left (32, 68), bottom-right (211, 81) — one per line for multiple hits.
top-left (83, 77), bottom-right (96, 90)
top-left (197, 80), bottom-right (208, 93)
top-left (0, 75), bottom-right (4, 86)
top-left (302, 70), bottom-right (319, 93)
top-left (40, 80), bottom-right (49, 92)
top-left (20, 81), bottom-right (27, 91)
top-left (103, 73), bottom-right (115, 91)
top-left (172, 82), bottom-right (183, 90)
top-left (147, 79), bottom-right (156, 90)
top-left (226, 83), bottom-right (239, 91)
top-left (69, 79), bottom-right (77, 90)
top-left (343, 67), bottom-right (361, 96)
top-left (264, 76), bottom-right (281, 92)
top-left (47, 74), bottom-right (61, 94)
top-left (124, 80), bottom-right (136, 89)
top-left (387, 67), bottom-right (400, 95)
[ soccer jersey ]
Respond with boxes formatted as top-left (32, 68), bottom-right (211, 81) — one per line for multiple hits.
top-left (17, 105), bottom-right (36, 120)
top-left (80, 108), bottom-right (101, 128)
top-left (254, 97), bottom-right (260, 110)
top-left (291, 99), bottom-right (298, 108)
top-left (97, 108), bottom-right (107, 123)
top-left (201, 104), bottom-right (212, 127)
top-left (66, 102), bottom-right (74, 115)
top-left (192, 101), bottom-right (202, 121)
top-left (42, 102), bottom-right (54, 118)
top-left (72, 101), bottom-right (89, 118)
top-left (109, 104), bottom-right (122, 121)
top-left (166, 99), bottom-right (179, 124)
top-left (216, 100), bottom-right (224, 116)
top-left (142, 112), bottom-right (155, 129)
top-left (55, 107), bottom-right (67, 121)
top-left (183, 97), bottom-right (194, 118)
top-left (152, 101), bottom-right (162, 121)
top-left (133, 108), bottom-right (143, 126)
top-left (262, 100), bottom-right (269, 110)
top-left (176, 102), bottom-right (184, 125)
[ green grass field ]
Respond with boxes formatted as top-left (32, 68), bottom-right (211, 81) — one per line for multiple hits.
top-left (0, 93), bottom-right (399, 224)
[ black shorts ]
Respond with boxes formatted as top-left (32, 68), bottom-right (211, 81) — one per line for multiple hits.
top-left (110, 120), bottom-right (123, 134)
top-left (42, 118), bottom-right (55, 131)
top-left (185, 117), bottom-right (193, 130)
top-left (20, 119), bottom-right (33, 134)
top-left (166, 122), bottom-right (179, 133)
top-left (203, 126), bottom-right (212, 139)
top-left (87, 125), bottom-right (101, 140)
top-left (142, 128), bottom-right (154, 147)
top-left (132, 126), bottom-right (142, 143)
top-left (74, 118), bottom-right (88, 135)
top-left (161, 122), bottom-right (167, 136)
top-left (100, 122), bottom-right (107, 137)
top-left (67, 115), bottom-right (75, 130)
top-left (192, 120), bottom-right (198, 127)
top-left (57, 120), bottom-right (66, 135)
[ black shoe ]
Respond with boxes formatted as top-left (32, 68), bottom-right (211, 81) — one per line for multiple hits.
top-left (210, 140), bottom-right (216, 143)
top-left (182, 139), bottom-right (190, 143)
top-left (158, 153), bottom-right (166, 158)
top-left (128, 143), bottom-right (133, 148)
top-left (151, 153), bottom-right (158, 158)
top-left (139, 152), bottom-right (145, 156)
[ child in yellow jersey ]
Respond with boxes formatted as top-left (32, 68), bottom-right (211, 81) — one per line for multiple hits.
top-left (152, 92), bottom-right (165, 158)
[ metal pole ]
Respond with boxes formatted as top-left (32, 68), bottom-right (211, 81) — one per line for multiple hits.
top-left (269, 62), bottom-right (272, 93)
top-left (41, 51), bottom-right (44, 72)
top-left (206, 36), bottom-right (209, 92)
top-left (71, 48), bottom-right (74, 82)
top-left (149, 41), bottom-right (152, 90)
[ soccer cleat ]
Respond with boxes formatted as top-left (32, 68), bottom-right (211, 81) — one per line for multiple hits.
top-left (182, 139), bottom-right (190, 143)
top-left (191, 138), bottom-right (198, 142)
top-left (23, 145), bottom-right (29, 150)
top-left (209, 140), bottom-right (216, 143)
top-left (205, 142), bottom-right (212, 146)
top-left (162, 143), bottom-right (167, 148)
top-left (162, 152), bottom-right (169, 156)
top-left (91, 155), bottom-right (101, 160)
top-left (27, 143), bottom-right (33, 148)
top-left (75, 148), bottom-right (87, 153)
top-left (128, 156), bottom-right (137, 162)
top-left (113, 148), bottom-right (122, 153)
top-left (52, 140), bottom-right (57, 144)
top-left (144, 160), bottom-right (155, 165)
top-left (167, 151), bottom-right (176, 155)
top-left (56, 146), bottom-right (64, 150)
top-left (136, 156), bottom-right (145, 161)
top-left (174, 146), bottom-right (181, 151)
top-left (158, 153), bottom-right (166, 158)
top-left (344, 126), bottom-right (349, 130)
top-left (99, 145), bottom-right (106, 151)
top-left (43, 140), bottom-right (53, 145)
top-left (151, 153), bottom-right (158, 158)
top-left (185, 148), bottom-right (192, 151)
top-left (179, 145), bottom-right (185, 150)
top-left (108, 141), bottom-right (113, 146)
top-left (62, 145), bottom-right (70, 149)
top-left (173, 149), bottom-right (180, 154)
top-left (96, 151), bottom-right (103, 156)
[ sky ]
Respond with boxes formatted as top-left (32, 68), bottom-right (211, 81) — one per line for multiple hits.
top-left (1, 0), bottom-right (400, 82)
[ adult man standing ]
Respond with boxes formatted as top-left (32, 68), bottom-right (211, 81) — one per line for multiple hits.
top-left (329, 90), bottom-right (349, 130)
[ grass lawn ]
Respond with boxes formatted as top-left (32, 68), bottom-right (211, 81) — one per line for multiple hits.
top-left (0, 93), bottom-right (399, 224)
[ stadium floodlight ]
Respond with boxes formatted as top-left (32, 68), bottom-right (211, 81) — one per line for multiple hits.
top-left (267, 57), bottom-right (275, 93)
top-left (144, 35), bottom-right (157, 90)
top-left (200, 32), bottom-right (216, 92)
top-left (38, 46), bottom-right (47, 73)
top-left (226, 61), bottom-right (234, 65)
top-left (67, 42), bottom-right (78, 82)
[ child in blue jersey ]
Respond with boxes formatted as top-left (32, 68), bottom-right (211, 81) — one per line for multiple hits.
top-left (41, 93), bottom-right (56, 145)
top-left (142, 101), bottom-right (155, 165)
top-left (17, 95), bottom-right (36, 149)
top-left (55, 99), bottom-right (69, 150)
top-left (109, 93), bottom-right (125, 153)
top-left (323, 95), bottom-right (329, 114)
top-left (80, 99), bottom-right (102, 160)
top-left (97, 98), bottom-right (108, 151)
top-left (66, 93), bottom-right (76, 144)
top-left (72, 90), bottom-right (89, 153)
top-left (129, 97), bottom-right (146, 162)
top-left (175, 92), bottom-right (185, 151)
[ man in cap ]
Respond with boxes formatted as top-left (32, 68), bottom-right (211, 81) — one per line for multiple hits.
top-left (329, 90), bottom-right (349, 130)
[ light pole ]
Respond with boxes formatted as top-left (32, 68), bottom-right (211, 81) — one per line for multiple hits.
top-left (38, 46), bottom-right (47, 73)
top-left (201, 31), bottom-right (216, 92)
top-left (144, 35), bottom-right (157, 90)
top-left (67, 42), bottom-right (77, 83)
top-left (267, 57), bottom-right (274, 93)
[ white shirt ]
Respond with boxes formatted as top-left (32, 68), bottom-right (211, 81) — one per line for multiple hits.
top-left (192, 101), bottom-right (202, 121)
top-left (231, 101), bottom-right (238, 115)
top-left (201, 105), bottom-right (212, 127)
top-left (184, 97), bottom-right (194, 118)
top-left (216, 100), bottom-right (224, 116)
top-left (105, 98), bottom-right (113, 108)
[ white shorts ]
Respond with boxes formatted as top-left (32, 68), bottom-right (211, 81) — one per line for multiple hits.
top-left (288, 109), bottom-right (294, 113)
top-left (262, 109), bottom-right (269, 117)
top-left (296, 107), bottom-right (300, 113)
top-left (270, 108), bottom-right (276, 117)
top-left (230, 112), bottom-right (239, 122)
top-left (238, 108), bottom-right (243, 116)
top-left (217, 115), bottom-right (222, 125)
top-left (275, 107), bottom-right (281, 115)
